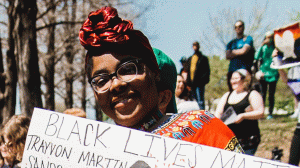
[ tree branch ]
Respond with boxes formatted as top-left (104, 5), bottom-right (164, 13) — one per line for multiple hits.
top-left (37, 21), bottom-right (85, 31)
top-left (0, 2), bottom-right (8, 10)
top-left (37, 0), bottom-right (63, 20)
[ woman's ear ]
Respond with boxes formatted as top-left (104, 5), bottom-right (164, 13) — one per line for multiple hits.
top-left (158, 90), bottom-right (172, 114)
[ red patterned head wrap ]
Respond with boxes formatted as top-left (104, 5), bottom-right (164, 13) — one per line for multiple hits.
top-left (79, 6), bottom-right (159, 77)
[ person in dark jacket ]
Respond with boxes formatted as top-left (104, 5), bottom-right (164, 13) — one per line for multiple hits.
top-left (185, 41), bottom-right (210, 110)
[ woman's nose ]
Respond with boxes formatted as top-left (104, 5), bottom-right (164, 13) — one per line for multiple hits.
top-left (110, 77), bottom-right (127, 93)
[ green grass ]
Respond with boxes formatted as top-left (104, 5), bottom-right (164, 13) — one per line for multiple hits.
top-left (255, 115), bottom-right (298, 163)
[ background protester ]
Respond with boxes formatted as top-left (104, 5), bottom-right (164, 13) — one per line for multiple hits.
top-left (226, 20), bottom-right (255, 91)
top-left (152, 48), bottom-right (178, 114)
top-left (276, 53), bottom-right (300, 165)
top-left (79, 6), bottom-right (242, 152)
top-left (254, 31), bottom-right (279, 120)
top-left (0, 115), bottom-right (30, 168)
top-left (283, 66), bottom-right (300, 166)
top-left (278, 65), bottom-right (300, 119)
top-left (175, 74), bottom-right (200, 113)
top-left (63, 107), bottom-right (87, 118)
top-left (286, 65), bottom-right (300, 166)
top-left (185, 41), bottom-right (210, 110)
top-left (179, 56), bottom-right (188, 81)
top-left (215, 69), bottom-right (264, 155)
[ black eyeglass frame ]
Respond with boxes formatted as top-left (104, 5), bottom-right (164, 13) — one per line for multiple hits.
top-left (89, 58), bottom-right (143, 93)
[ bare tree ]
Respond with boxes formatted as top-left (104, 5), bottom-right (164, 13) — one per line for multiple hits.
top-left (0, 0), bottom-right (18, 124)
top-left (80, 53), bottom-right (87, 110)
top-left (13, 0), bottom-right (43, 116)
top-left (41, 0), bottom-right (57, 111)
top-left (0, 0), bottom-right (153, 122)
top-left (62, 0), bottom-right (77, 109)
top-left (200, 1), bottom-right (271, 57)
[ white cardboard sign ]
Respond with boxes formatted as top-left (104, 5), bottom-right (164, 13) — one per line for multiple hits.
top-left (21, 108), bottom-right (296, 168)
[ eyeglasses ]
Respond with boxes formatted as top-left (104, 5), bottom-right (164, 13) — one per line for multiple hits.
top-left (235, 25), bottom-right (244, 29)
top-left (90, 59), bottom-right (143, 93)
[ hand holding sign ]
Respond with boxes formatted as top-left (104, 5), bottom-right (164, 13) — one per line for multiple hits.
top-left (271, 21), bottom-right (300, 69)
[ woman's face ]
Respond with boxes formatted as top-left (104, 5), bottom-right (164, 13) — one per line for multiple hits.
top-left (230, 72), bottom-right (244, 91)
top-left (175, 75), bottom-right (185, 97)
top-left (90, 53), bottom-right (159, 127)
top-left (0, 135), bottom-right (15, 162)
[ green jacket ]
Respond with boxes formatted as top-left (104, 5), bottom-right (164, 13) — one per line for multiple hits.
top-left (254, 44), bottom-right (279, 82)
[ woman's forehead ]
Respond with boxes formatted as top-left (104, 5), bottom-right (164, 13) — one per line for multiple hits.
top-left (93, 53), bottom-right (138, 65)
top-left (91, 53), bottom-right (139, 75)
top-left (232, 72), bottom-right (241, 77)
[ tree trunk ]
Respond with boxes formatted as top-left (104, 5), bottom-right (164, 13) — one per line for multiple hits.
top-left (65, 51), bottom-right (74, 109)
top-left (14, 0), bottom-right (42, 116)
top-left (0, 36), bottom-right (5, 122)
top-left (64, 0), bottom-right (77, 109)
top-left (44, 0), bottom-right (56, 111)
top-left (0, 0), bottom-right (18, 124)
top-left (80, 67), bottom-right (86, 111)
top-left (95, 102), bottom-right (103, 121)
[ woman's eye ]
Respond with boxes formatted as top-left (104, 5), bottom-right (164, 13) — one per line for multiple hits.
top-left (94, 76), bottom-right (109, 87)
top-left (118, 64), bottom-right (136, 75)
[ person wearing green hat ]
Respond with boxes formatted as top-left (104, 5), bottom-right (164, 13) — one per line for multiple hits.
top-left (254, 31), bottom-right (279, 120)
top-left (152, 48), bottom-right (178, 114)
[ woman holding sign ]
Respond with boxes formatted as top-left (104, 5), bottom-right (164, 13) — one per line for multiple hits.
top-left (79, 6), bottom-right (243, 153)
top-left (215, 69), bottom-right (264, 156)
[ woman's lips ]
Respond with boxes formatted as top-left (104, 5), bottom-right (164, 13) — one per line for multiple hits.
top-left (111, 92), bottom-right (139, 111)
top-left (114, 97), bottom-right (134, 109)
top-left (112, 94), bottom-right (131, 106)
